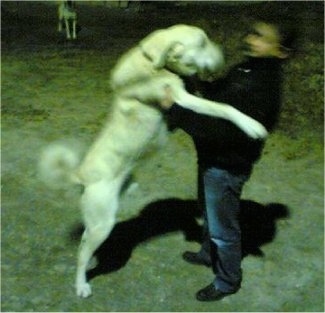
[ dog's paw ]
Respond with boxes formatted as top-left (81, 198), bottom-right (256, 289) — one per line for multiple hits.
top-left (232, 109), bottom-right (268, 139)
top-left (243, 117), bottom-right (268, 139)
top-left (76, 283), bottom-right (92, 298)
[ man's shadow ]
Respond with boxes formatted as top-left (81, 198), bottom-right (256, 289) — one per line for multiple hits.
top-left (69, 198), bottom-right (289, 281)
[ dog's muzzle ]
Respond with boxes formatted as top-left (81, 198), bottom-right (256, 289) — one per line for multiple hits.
top-left (197, 67), bottom-right (215, 81)
top-left (198, 44), bottom-right (225, 81)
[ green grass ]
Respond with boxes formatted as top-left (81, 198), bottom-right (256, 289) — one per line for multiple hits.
top-left (1, 1), bottom-right (324, 311)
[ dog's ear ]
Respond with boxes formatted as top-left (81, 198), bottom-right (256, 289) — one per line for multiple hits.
top-left (140, 29), bottom-right (181, 69)
top-left (167, 42), bottom-right (185, 62)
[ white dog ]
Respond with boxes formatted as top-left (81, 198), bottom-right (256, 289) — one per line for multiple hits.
top-left (58, 0), bottom-right (77, 40)
top-left (39, 24), bottom-right (267, 298)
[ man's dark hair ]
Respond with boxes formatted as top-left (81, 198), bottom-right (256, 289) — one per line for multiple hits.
top-left (275, 20), bottom-right (298, 54)
top-left (257, 15), bottom-right (298, 55)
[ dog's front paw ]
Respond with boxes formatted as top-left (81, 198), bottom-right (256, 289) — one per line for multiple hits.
top-left (232, 109), bottom-right (268, 139)
top-left (243, 117), bottom-right (268, 139)
top-left (76, 282), bottom-right (92, 298)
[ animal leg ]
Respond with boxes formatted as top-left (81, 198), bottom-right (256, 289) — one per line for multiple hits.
top-left (58, 18), bottom-right (63, 32)
top-left (172, 87), bottom-right (268, 139)
top-left (72, 20), bottom-right (76, 39)
top-left (75, 177), bottom-right (124, 298)
top-left (65, 19), bottom-right (71, 39)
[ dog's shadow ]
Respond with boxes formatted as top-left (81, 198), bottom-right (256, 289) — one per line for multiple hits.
top-left (69, 198), bottom-right (289, 281)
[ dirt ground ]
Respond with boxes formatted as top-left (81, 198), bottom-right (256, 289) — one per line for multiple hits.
top-left (1, 1), bottom-right (324, 312)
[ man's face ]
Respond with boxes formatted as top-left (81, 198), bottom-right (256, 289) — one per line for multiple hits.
top-left (243, 22), bottom-right (284, 58)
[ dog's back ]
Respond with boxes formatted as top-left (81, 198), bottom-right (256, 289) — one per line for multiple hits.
top-left (58, 1), bottom-right (76, 19)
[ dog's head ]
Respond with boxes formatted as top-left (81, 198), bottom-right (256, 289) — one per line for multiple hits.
top-left (165, 40), bottom-right (224, 81)
top-left (140, 24), bottom-right (224, 80)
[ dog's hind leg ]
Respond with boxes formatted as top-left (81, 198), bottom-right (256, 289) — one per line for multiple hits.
top-left (72, 19), bottom-right (76, 39)
top-left (58, 5), bottom-right (63, 32)
top-left (75, 176), bottom-right (125, 298)
top-left (58, 18), bottom-right (63, 32)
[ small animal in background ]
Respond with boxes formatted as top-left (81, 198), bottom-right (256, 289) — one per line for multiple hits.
top-left (58, 0), bottom-right (77, 40)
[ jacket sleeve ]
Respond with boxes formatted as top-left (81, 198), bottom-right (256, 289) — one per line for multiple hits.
top-left (237, 79), bottom-right (281, 132)
top-left (166, 103), bottom-right (202, 135)
top-left (165, 77), bottom-right (232, 137)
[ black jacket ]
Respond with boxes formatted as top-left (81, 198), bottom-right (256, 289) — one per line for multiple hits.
top-left (167, 57), bottom-right (283, 174)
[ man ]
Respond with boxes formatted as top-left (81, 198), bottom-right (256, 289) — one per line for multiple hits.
top-left (163, 19), bottom-right (296, 301)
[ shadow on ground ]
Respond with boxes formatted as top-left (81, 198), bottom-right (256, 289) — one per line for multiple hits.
top-left (69, 198), bottom-right (289, 281)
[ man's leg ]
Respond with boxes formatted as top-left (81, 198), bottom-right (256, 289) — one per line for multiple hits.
top-left (183, 165), bottom-right (211, 266)
top-left (197, 167), bottom-right (249, 300)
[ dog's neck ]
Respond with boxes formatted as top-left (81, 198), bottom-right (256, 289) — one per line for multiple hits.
top-left (139, 45), bottom-right (182, 77)
top-left (140, 46), bottom-right (153, 63)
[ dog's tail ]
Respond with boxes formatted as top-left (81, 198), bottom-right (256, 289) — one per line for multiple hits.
top-left (38, 141), bottom-right (82, 189)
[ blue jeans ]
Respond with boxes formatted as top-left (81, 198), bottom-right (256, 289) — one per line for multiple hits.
top-left (197, 166), bottom-right (249, 293)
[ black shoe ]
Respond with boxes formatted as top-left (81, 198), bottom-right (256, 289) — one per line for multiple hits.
top-left (196, 283), bottom-right (237, 302)
top-left (182, 251), bottom-right (211, 267)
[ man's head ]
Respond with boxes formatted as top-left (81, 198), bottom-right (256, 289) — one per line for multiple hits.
top-left (243, 20), bottom-right (297, 59)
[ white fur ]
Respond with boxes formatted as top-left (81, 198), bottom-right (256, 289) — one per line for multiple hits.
top-left (40, 24), bottom-right (268, 298)
top-left (58, 1), bottom-right (77, 40)
top-left (39, 141), bottom-right (81, 187)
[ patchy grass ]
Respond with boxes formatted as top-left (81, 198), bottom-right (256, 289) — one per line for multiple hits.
top-left (1, 1), bottom-right (324, 312)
